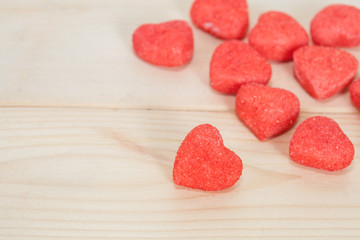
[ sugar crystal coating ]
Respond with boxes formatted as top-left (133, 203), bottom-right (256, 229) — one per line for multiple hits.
top-left (248, 11), bottom-right (309, 61)
top-left (210, 40), bottom-right (271, 94)
top-left (289, 116), bottom-right (354, 171)
top-left (190, 0), bottom-right (249, 39)
top-left (132, 20), bottom-right (193, 66)
top-left (311, 4), bottom-right (360, 47)
top-left (236, 84), bottom-right (300, 141)
top-left (293, 45), bottom-right (358, 99)
top-left (350, 78), bottom-right (360, 109)
top-left (173, 124), bottom-right (243, 191)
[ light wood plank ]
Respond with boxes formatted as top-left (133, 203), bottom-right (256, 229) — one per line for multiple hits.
top-left (0, 0), bottom-right (360, 112)
top-left (0, 107), bottom-right (359, 239)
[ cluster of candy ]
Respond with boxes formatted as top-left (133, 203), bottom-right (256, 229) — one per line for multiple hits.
top-left (132, 0), bottom-right (359, 191)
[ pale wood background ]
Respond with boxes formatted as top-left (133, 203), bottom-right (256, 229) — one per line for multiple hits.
top-left (0, 0), bottom-right (360, 239)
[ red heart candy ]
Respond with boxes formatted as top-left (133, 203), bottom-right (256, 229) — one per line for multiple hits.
top-left (236, 84), bottom-right (300, 141)
top-left (349, 78), bottom-right (360, 109)
top-left (132, 20), bottom-right (193, 67)
top-left (248, 11), bottom-right (309, 62)
top-left (293, 45), bottom-right (358, 99)
top-left (190, 0), bottom-right (249, 40)
top-left (289, 116), bottom-right (355, 171)
top-left (210, 40), bottom-right (272, 94)
top-left (173, 124), bottom-right (243, 191)
top-left (311, 4), bottom-right (360, 47)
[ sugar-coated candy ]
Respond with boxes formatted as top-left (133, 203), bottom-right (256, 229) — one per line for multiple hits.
top-left (289, 116), bottom-right (354, 171)
top-left (248, 11), bottom-right (309, 61)
top-left (132, 20), bottom-right (193, 66)
top-left (293, 45), bottom-right (358, 99)
top-left (236, 84), bottom-right (300, 141)
top-left (210, 40), bottom-right (271, 94)
top-left (190, 0), bottom-right (249, 40)
top-left (349, 78), bottom-right (360, 109)
top-left (173, 124), bottom-right (243, 191)
top-left (311, 4), bottom-right (360, 47)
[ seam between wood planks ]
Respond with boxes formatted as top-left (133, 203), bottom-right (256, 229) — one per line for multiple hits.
top-left (0, 104), bottom-right (358, 115)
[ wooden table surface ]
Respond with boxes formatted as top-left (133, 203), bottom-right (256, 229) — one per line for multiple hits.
top-left (1, 0), bottom-right (360, 239)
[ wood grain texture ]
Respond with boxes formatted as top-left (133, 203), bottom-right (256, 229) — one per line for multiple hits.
top-left (0, 107), bottom-right (359, 239)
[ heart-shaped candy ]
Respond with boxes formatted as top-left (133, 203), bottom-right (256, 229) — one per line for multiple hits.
top-left (190, 0), bottom-right (249, 39)
top-left (248, 11), bottom-right (309, 61)
top-left (311, 4), bottom-right (360, 47)
top-left (289, 116), bottom-right (354, 171)
top-left (293, 45), bottom-right (358, 99)
top-left (210, 40), bottom-right (271, 94)
top-left (173, 124), bottom-right (243, 191)
top-left (132, 20), bottom-right (193, 66)
top-left (236, 84), bottom-right (300, 141)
